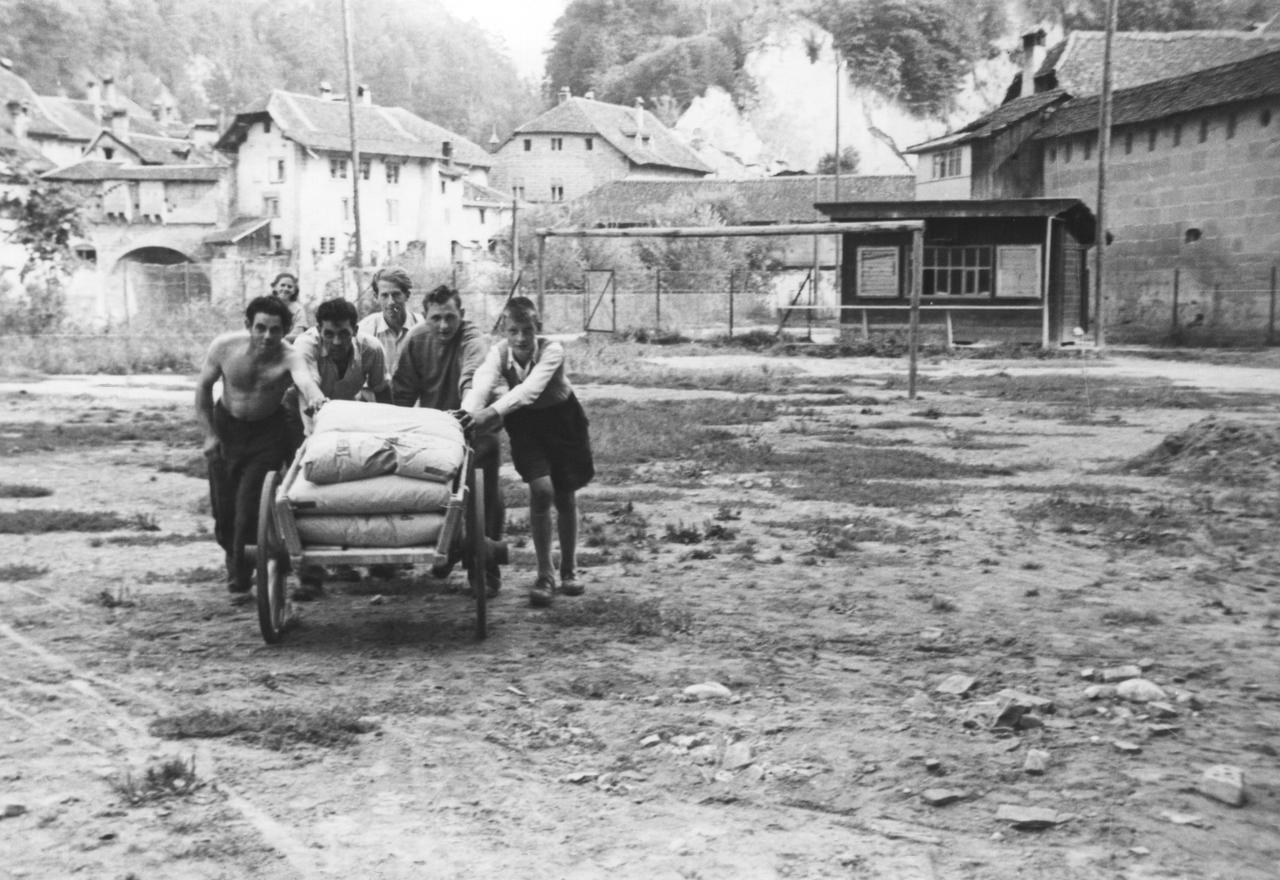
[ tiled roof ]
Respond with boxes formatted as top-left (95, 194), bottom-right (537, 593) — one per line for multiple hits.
top-left (1041, 29), bottom-right (1280, 96)
top-left (463, 179), bottom-right (512, 205)
top-left (216, 90), bottom-right (491, 167)
top-left (38, 96), bottom-right (177, 139)
top-left (571, 175), bottom-right (914, 225)
top-left (0, 67), bottom-right (73, 140)
top-left (1036, 48), bottom-right (1280, 138)
top-left (509, 97), bottom-right (711, 174)
top-left (906, 90), bottom-right (1069, 153)
top-left (43, 160), bottom-right (224, 182)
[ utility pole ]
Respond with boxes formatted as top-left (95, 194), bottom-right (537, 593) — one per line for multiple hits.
top-left (1093, 0), bottom-right (1118, 348)
top-left (833, 50), bottom-right (842, 203)
top-left (340, 0), bottom-right (363, 272)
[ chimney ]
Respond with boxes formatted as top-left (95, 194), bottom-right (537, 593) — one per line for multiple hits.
top-left (488, 126), bottom-right (500, 151)
top-left (357, 83), bottom-right (372, 106)
top-left (102, 75), bottom-right (118, 110)
top-left (319, 81), bottom-right (333, 99)
top-left (583, 90), bottom-right (595, 101)
top-left (108, 107), bottom-right (129, 140)
top-left (7, 100), bottom-right (30, 141)
top-left (634, 97), bottom-right (644, 131)
top-left (442, 140), bottom-right (453, 165)
top-left (151, 99), bottom-right (163, 121)
top-left (1021, 29), bottom-right (1047, 99)
top-left (558, 86), bottom-right (570, 105)
top-left (86, 79), bottom-right (102, 120)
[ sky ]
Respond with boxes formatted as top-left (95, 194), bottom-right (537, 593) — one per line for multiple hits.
top-left (436, 0), bottom-right (568, 80)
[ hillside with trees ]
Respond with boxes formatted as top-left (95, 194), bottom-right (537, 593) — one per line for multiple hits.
top-left (0, 0), bottom-right (540, 143)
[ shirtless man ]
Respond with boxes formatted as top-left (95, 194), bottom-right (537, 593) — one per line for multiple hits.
top-left (196, 295), bottom-right (328, 597)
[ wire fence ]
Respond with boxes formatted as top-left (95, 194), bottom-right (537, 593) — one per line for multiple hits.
top-left (1107, 267), bottom-right (1278, 346)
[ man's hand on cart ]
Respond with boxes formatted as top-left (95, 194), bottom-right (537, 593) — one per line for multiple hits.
top-left (448, 409), bottom-right (475, 434)
top-left (302, 396), bottom-right (329, 418)
top-left (469, 407), bottom-right (502, 433)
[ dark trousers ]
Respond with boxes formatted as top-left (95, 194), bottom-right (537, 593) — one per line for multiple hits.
top-left (207, 403), bottom-right (293, 590)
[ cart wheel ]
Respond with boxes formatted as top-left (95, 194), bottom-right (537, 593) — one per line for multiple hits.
top-left (255, 470), bottom-right (289, 644)
top-left (466, 468), bottom-right (488, 640)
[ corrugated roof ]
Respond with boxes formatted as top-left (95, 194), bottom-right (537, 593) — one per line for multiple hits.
top-left (1043, 29), bottom-right (1280, 96)
top-left (204, 216), bottom-right (270, 244)
top-left (906, 90), bottom-right (1068, 153)
top-left (463, 179), bottom-right (512, 205)
top-left (43, 160), bottom-right (224, 182)
top-left (572, 176), bottom-right (914, 225)
top-left (216, 90), bottom-right (491, 167)
top-left (1036, 48), bottom-right (1280, 138)
top-left (816, 198), bottom-right (1096, 243)
top-left (509, 97), bottom-right (711, 174)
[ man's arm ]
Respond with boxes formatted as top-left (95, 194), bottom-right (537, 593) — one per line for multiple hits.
top-left (488, 341), bottom-right (563, 416)
top-left (460, 343), bottom-right (501, 414)
top-left (457, 324), bottom-right (488, 401)
top-left (284, 348), bottom-right (328, 412)
top-left (363, 337), bottom-right (392, 404)
top-left (194, 339), bottom-right (224, 458)
top-left (391, 334), bottom-right (420, 407)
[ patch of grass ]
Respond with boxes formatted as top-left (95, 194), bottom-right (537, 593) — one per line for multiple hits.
top-left (663, 522), bottom-right (703, 544)
top-left (584, 487), bottom-right (682, 505)
top-left (0, 509), bottom-right (157, 534)
top-left (0, 414), bottom-right (202, 453)
top-left (1101, 608), bottom-right (1163, 627)
top-left (1023, 493), bottom-right (1186, 545)
top-left (549, 594), bottom-right (694, 637)
top-left (0, 483), bottom-right (52, 498)
top-left (114, 755), bottom-right (201, 805)
top-left (149, 706), bottom-right (378, 750)
top-left (590, 397), bottom-right (779, 473)
top-left (0, 563), bottom-right (48, 581)
top-left (90, 586), bottom-right (137, 608)
top-left (97, 531), bottom-right (206, 546)
top-left (906, 372), bottom-right (1272, 412)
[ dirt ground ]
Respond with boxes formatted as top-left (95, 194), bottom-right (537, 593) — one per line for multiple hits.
top-left (2, 353), bottom-right (1279, 880)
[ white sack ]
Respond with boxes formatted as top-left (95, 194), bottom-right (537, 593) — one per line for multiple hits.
top-left (313, 401), bottom-right (464, 443)
top-left (301, 433), bottom-right (396, 484)
top-left (287, 475), bottom-right (452, 515)
top-left (294, 513), bottom-right (446, 547)
top-left (387, 435), bottom-right (466, 483)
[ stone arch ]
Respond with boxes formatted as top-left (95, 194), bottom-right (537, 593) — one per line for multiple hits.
top-left (106, 245), bottom-right (212, 324)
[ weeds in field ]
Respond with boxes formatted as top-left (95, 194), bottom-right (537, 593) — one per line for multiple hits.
top-left (150, 706), bottom-right (378, 749)
top-left (96, 531), bottom-right (206, 547)
top-left (0, 416), bottom-right (201, 453)
top-left (114, 755), bottom-right (201, 805)
top-left (713, 505), bottom-right (741, 521)
top-left (549, 594), bottom-right (694, 636)
top-left (91, 586), bottom-right (137, 608)
top-left (1101, 608), bottom-right (1163, 626)
top-left (0, 509), bottom-right (157, 534)
top-left (0, 483), bottom-right (52, 498)
top-left (664, 522), bottom-right (703, 544)
top-left (0, 563), bottom-right (48, 581)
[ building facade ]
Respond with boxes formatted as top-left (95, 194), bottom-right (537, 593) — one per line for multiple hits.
top-left (491, 90), bottom-right (711, 205)
top-left (216, 88), bottom-right (501, 276)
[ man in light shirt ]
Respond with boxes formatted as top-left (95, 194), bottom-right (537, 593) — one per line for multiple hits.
top-left (357, 266), bottom-right (421, 379)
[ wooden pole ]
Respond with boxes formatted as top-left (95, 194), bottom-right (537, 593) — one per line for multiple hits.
top-left (1268, 265), bottom-right (1276, 346)
top-left (536, 234), bottom-right (545, 317)
top-left (727, 268), bottom-right (737, 337)
top-left (1041, 215), bottom-right (1053, 348)
top-left (1092, 0), bottom-right (1118, 349)
top-left (654, 268), bottom-right (662, 331)
top-left (908, 228), bottom-right (923, 399)
top-left (340, 0), bottom-right (363, 272)
top-left (511, 198), bottom-right (519, 284)
top-left (1171, 267), bottom-right (1180, 338)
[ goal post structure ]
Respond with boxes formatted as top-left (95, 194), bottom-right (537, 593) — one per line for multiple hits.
top-left (533, 220), bottom-right (930, 397)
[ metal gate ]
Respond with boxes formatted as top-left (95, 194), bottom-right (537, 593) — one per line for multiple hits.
top-left (583, 270), bottom-right (615, 333)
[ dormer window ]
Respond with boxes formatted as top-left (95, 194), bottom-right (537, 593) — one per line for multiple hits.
top-left (930, 148), bottom-right (962, 179)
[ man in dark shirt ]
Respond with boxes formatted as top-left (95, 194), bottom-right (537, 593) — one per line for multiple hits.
top-left (392, 285), bottom-right (502, 594)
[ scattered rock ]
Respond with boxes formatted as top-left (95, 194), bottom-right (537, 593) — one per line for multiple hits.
top-left (639, 734), bottom-right (663, 748)
top-left (921, 788), bottom-right (967, 807)
top-left (935, 673), bottom-right (977, 696)
top-left (368, 594), bottom-right (386, 605)
top-left (1084, 684), bottom-right (1117, 700)
top-left (1173, 690), bottom-right (1205, 710)
top-left (1197, 765), bottom-right (1245, 806)
top-left (924, 758), bottom-right (943, 774)
top-left (1100, 665), bottom-right (1143, 683)
top-left (1113, 740), bottom-right (1142, 754)
top-left (995, 804), bottom-right (1064, 830)
top-left (994, 689), bottom-right (1055, 713)
top-left (1148, 724), bottom-right (1181, 737)
top-left (1147, 701), bottom-right (1178, 719)
top-left (683, 682), bottom-right (732, 701)
top-left (901, 691), bottom-right (934, 714)
top-left (689, 745), bottom-right (719, 765)
top-left (2, 804), bottom-right (26, 819)
top-left (1023, 749), bottom-right (1051, 775)
top-left (1130, 846), bottom-right (1151, 857)
top-left (1016, 714), bottom-right (1044, 730)
top-left (1117, 679), bottom-right (1166, 703)
top-left (559, 771), bottom-right (598, 784)
top-left (1160, 810), bottom-right (1209, 827)
top-left (1137, 657), bottom-right (1155, 670)
top-left (721, 741), bottom-right (752, 771)
top-left (1079, 667), bottom-right (1096, 680)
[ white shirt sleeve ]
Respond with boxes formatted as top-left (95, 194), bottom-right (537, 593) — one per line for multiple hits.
top-left (460, 343), bottom-right (503, 412)
top-left (488, 341), bottom-right (564, 417)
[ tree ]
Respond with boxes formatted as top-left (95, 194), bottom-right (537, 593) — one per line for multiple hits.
top-left (1, 177), bottom-right (85, 334)
top-left (817, 147), bottom-right (860, 174)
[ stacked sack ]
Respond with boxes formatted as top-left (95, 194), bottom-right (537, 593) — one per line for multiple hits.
top-left (286, 401), bottom-right (466, 547)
